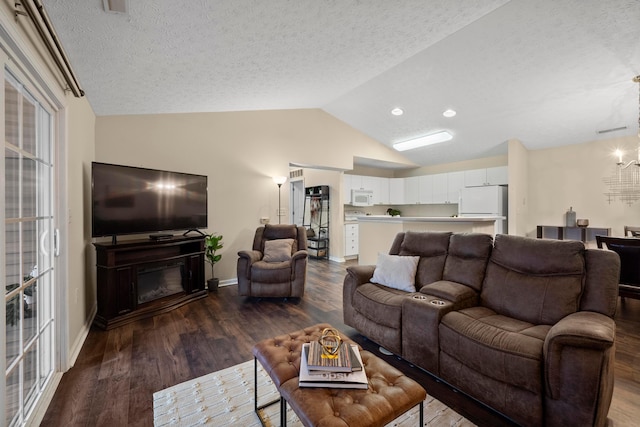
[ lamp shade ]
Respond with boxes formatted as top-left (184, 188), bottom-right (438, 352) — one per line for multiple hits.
top-left (273, 176), bottom-right (287, 185)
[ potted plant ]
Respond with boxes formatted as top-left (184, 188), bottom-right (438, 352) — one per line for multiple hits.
top-left (204, 233), bottom-right (223, 291)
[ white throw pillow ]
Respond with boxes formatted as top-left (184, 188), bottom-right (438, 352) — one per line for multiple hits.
top-left (263, 238), bottom-right (294, 262)
top-left (370, 253), bottom-right (420, 292)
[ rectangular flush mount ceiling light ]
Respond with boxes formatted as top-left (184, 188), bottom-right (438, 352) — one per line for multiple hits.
top-left (393, 131), bottom-right (452, 151)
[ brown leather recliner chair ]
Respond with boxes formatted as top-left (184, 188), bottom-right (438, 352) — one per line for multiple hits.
top-left (237, 224), bottom-right (308, 297)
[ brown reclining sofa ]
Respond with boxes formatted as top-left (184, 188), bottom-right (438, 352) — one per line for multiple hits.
top-left (343, 232), bottom-right (620, 427)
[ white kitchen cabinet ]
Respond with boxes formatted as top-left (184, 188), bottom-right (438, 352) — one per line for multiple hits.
top-left (486, 166), bottom-right (508, 185)
top-left (350, 175), bottom-right (365, 190)
top-left (447, 171), bottom-right (465, 203)
top-left (343, 174), bottom-right (390, 205)
top-left (432, 172), bottom-right (464, 204)
top-left (342, 174), bottom-right (352, 204)
top-left (376, 177), bottom-right (390, 204)
top-left (344, 223), bottom-right (359, 256)
top-left (464, 166), bottom-right (508, 187)
top-left (389, 178), bottom-right (405, 205)
top-left (404, 176), bottom-right (420, 204)
top-left (419, 175), bottom-right (433, 204)
top-left (361, 176), bottom-right (386, 204)
top-left (431, 173), bottom-right (448, 204)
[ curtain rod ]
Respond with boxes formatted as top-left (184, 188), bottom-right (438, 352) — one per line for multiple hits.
top-left (16, 0), bottom-right (85, 97)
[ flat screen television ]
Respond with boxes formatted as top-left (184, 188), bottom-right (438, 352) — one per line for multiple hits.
top-left (91, 162), bottom-right (208, 239)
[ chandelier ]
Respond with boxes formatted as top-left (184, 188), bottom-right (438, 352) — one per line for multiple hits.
top-left (603, 75), bottom-right (640, 204)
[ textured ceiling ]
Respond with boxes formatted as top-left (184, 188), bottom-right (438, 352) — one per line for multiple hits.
top-left (42, 0), bottom-right (640, 167)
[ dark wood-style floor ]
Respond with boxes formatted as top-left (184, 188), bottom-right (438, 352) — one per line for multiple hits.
top-left (41, 259), bottom-right (640, 426)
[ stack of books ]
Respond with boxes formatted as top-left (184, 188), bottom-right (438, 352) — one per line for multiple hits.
top-left (299, 341), bottom-right (368, 389)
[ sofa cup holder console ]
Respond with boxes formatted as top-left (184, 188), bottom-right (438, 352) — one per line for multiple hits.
top-left (430, 299), bottom-right (446, 306)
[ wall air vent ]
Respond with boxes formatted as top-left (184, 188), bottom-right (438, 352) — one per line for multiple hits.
top-left (597, 126), bottom-right (627, 134)
top-left (290, 169), bottom-right (303, 179)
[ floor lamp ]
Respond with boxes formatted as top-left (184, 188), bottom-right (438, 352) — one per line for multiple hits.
top-left (273, 176), bottom-right (287, 224)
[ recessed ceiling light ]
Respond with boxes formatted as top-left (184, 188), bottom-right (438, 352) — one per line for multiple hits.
top-left (443, 109), bottom-right (457, 118)
top-left (391, 108), bottom-right (404, 116)
top-left (393, 131), bottom-right (453, 152)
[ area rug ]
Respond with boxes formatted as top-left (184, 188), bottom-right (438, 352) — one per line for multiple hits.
top-left (153, 360), bottom-right (476, 426)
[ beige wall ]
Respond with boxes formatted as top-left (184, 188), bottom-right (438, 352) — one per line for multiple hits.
top-left (508, 139), bottom-right (529, 236)
top-left (95, 110), bottom-right (413, 279)
top-left (395, 154), bottom-right (508, 177)
top-left (66, 95), bottom-right (96, 356)
top-left (525, 135), bottom-right (640, 240)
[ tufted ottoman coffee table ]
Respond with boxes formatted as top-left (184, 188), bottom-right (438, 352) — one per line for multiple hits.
top-left (252, 323), bottom-right (426, 426)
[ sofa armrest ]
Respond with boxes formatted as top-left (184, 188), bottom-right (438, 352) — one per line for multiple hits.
top-left (291, 249), bottom-right (308, 262)
top-left (344, 265), bottom-right (375, 290)
top-left (543, 311), bottom-right (616, 426)
top-left (237, 250), bottom-right (262, 279)
top-left (290, 250), bottom-right (308, 282)
top-left (343, 265), bottom-right (376, 326)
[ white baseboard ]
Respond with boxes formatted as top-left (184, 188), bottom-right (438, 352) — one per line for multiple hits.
top-left (67, 302), bottom-right (97, 368)
top-left (219, 278), bottom-right (238, 287)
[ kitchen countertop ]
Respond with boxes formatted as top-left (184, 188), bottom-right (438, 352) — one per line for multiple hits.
top-left (356, 215), bottom-right (506, 265)
top-left (356, 215), bottom-right (505, 222)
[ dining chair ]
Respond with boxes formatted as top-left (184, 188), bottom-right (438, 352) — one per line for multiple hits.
top-left (596, 235), bottom-right (640, 300)
top-left (624, 225), bottom-right (640, 237)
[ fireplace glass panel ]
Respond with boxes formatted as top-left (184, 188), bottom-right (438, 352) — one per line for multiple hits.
top-left (137, 263), bottom-right (184, 304)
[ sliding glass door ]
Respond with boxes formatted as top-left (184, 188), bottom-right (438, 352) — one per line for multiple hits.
top-left (4, 71), bottom-right (55, 427)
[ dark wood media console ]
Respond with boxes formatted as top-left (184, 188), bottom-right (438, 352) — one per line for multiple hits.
top-left (93, 235), bottom-right (207, 330)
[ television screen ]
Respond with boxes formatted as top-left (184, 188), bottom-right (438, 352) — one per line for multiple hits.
top-left (91, 162), bottom-right (208, 238)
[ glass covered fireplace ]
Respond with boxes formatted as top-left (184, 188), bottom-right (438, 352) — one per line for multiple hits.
top-left (137, 262), bottom-right (185, 304)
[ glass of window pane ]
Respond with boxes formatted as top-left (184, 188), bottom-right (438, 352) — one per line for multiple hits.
top-left (36, 219), bottom-right (52, 277)
top-left (22, 157), bottom-right (37, 219)
top-left (5, 292), bottom-right (21, 366)
top-left (39, 324), bottom-right (53, 387)
top-left (22, 94), bottom-right (37, 156)
top-left (38, 272), bottom-right (52, 330)
top-left (5, 222), bottom-right (21, 294)
top-left (23, 281), bottom-right (38, 345)
top-left (5, 366), bottom-right (20, 426)
top-left (38, 109), bottom-right (51, 163)
top-left (5, 148), bottom-right (19, 219)
top-left (23, 343), bottom-right (39, 416)
top-left (22, 221), bottom-right (37, 283)
top-left (5, 81), bottom-right (19, 146)
top-left (37, 160), bottom-right (52, 218)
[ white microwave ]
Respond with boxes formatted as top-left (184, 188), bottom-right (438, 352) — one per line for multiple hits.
top-left (351, 189), bottom-right (373, 206)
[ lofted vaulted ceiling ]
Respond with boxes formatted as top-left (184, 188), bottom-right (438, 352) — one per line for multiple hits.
top-left (42, 0), bottom-right (640, 167)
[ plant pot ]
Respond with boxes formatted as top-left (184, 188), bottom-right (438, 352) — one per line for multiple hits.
top-left (207, 278), bottom-right (219, 292)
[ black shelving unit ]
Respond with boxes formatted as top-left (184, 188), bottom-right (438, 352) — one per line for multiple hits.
top-left (303, 185), bottom-right (330, 259)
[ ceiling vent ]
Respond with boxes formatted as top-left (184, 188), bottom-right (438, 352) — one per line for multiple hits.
top-left (290, 169), bottom-right (303, 179)
top-left (102, 0), bottom-right (128, 15)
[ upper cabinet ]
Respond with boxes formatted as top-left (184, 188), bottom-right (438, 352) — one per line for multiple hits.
top-left (432, 171), bottom-right (464, 204)
top-left (389, 178), bottom-right (405, 205)
top-left (486, 166), bottom-right (508, 185)
top-left (361, 176), bottom-right (390, 205)
top-left (464, 166), bottom-right (508, 187)
top-left (404, 176), bottom-right (421, 204)
top-left (376, 177), bottom-right (390, 204)
top-left (343, 166), bottom-right (507, 206)
top-left (343, 174), bottom-right (390, 205)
